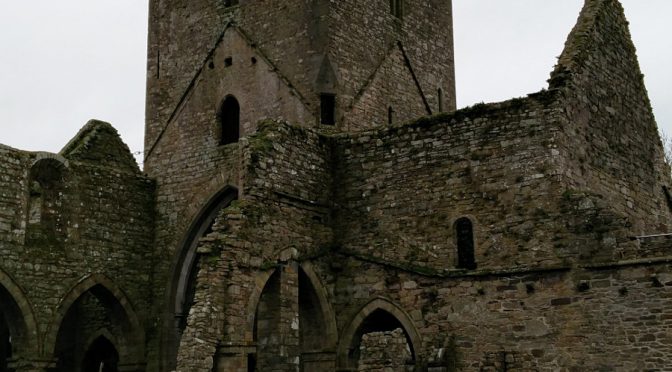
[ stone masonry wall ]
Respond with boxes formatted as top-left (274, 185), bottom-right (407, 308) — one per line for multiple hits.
top-left (330, 0), bottom-right (455, 130)
top-left (333, 96), bottom-right (576, 271)
top-left (0, 122), bottom-right (154, 367)
top-left (174, 121), bottom-right (335, 372)
top-left (357, 329), bottom-right (412, 372)
top-left (145, 0), bottom-right (455, 150)
top-left (309, 254), bottom-right (672, 371)
top-left (551, 0), bottom-right (672, 238)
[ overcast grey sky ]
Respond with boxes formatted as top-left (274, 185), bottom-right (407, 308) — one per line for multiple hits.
top-left (1, 1), bottom-right (670, 167)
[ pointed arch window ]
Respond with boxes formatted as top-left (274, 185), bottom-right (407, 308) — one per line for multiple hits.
top-left (455, 217), bottom-right (476, 270)
top-left (218, 95), bottom-right (240, 145)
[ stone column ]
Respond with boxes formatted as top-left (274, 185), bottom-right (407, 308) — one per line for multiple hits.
top-left (278, 261), bottom-right (300, 371)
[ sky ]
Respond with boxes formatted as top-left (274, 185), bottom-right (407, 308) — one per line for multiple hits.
top-left (0, 1), bottom-right (670, 167)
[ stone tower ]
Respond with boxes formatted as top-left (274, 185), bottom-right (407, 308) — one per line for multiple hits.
top-left (142, 1), bottom-right (455, 370)
top-left (144, 0), bottom-right (455, 159)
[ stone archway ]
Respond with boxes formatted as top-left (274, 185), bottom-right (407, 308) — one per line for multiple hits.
top-left (0, 269), bottom-right (39, 368)
top-left (337, 298), bottom-right (422, 371)
top-left (44, 274), bottom-right (144, 372)
top-left (81, 335), bottom-right (120, 372)
top-left (164, 186), bottom-right (238, 370)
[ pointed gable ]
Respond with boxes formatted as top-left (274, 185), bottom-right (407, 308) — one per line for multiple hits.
top-left (60, 119), bottom-right (140, 174)
top-left (550, 0), bottom-right (647, 95)
top-left (344, 42), bottom-right (431, 131)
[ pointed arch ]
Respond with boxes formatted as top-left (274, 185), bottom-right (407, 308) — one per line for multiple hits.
top-left (298, 263), bottom-right (338, 351)
top-left (163, 185), bottom-right (238, 371)
top-left (337, 298), bottom-right (422, 370)
top-left (0, 269), bottom-right (39, 356)
top-left (43, 273), bottom-right (145, 366)
top-left (81, 333), bottom-right (120, 372)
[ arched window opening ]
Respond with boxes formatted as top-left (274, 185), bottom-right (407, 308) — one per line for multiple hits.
top-left (390, 0), bottom-right (403, 19)
top-left (438, 88), bottom-right (444, 113)
top-left (388, 106), bottom-right (394, 125)
top-left (455, 217), bottom-right (476, 270)
top-left (218, 96), bottom-right (240, 145)
top-left (349, 309), bottom-right (414, 370)
top-left (320, 93), bottom-right (336, 126)
top-left (27, 159), bottom-right (66, 243)
top-left (82, 336), bottom-right (119, 372)
top-left (53, 283), bottom-right (142, 372)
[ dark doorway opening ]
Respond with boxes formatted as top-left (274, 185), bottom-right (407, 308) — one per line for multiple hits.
top-left (82, 336), bottom-right (119, 372)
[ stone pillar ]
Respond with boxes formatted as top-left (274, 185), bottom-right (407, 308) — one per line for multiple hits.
top-left (8, 358), bottom-right (56, 372)
top-left (278, 262), bottom-right (300, 371)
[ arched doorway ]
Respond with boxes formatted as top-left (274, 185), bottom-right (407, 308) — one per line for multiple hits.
top-left (166, 187), bottom-right (238, 370)
top-left (81, 336), bottom-right (119, 372)
top-left (250, 264), bottom-right (337, 371)
top-left (338, 299), bottom-right (421, 371)
top-left (0, 274), bottom-right (38, 372)
top-left (48, 276), bottom-right (144, 372)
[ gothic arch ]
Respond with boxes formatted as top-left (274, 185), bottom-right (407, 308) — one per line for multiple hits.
top-left (298, 262), bottom-right (338, 351)
top-left (82, 329), bottom-right (119, 358)
top-left (243, 263), bottom-right (337, 348)
top-left (337, 298), bottom-right (422, 370)
top-left (163, 185), bottom-right (238, 370)
top-left (0, 268), bottom-right (39, 355)
top-left (43, 273), bottom-right (145, 366)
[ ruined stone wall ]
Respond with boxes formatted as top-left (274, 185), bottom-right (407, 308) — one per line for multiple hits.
top-left (0, 122), bottom-right (154, 368)
top-left (551, 0), bottom-right (672, 238)
top-left (309, 254), bottom-right (672, 371)
top-left (357, 329), bottom-right (412, 372)
top-left (333, 97), bottom-right (575, 271)
top-left (175, 122), bottom-right (335, 372)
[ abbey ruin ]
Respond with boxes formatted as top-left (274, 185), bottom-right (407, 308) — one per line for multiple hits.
top-left (2, 0), bottom-right (672, 370)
